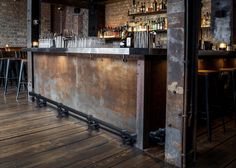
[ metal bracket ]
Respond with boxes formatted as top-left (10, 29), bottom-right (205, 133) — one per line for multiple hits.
top-left (149, 128), bottom-right (165, 146)
top-left (87, 115), bottom-right (100, 131)
top-left (57, 103), bottom-right (69, 118)
top-left (36, 96), bottom-right (47, 108)
top-left (121, 130), bottom-right (137, 146)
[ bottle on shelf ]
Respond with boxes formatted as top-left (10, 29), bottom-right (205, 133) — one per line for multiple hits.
top-left (126, 27), bottom-right (134, 48)
top-left (159, 0), bottom-right (163, 10)
top-left (164, 17), bottom-right (168, 30)
top-left (136, 1), bottom-right (140, 13)
top-left (153, 0), bottom-right (157, 11)
top-left (163, 0), bottom-right (167, 9)
top-left (143, 2), bottom-right (146, 13)
top-left (120, 25), bottom-right (128, 47)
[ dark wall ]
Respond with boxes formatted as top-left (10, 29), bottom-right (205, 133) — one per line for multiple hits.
top-left (212, 0), bottom-right (232, 44)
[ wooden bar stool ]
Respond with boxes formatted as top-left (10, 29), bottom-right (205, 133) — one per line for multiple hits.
top-left (16, 59), bottom-right (27, 100)
top-left (198, 69), bottom-right (225, 142)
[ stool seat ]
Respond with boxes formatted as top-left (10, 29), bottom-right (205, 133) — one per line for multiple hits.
top-left (198, 70), bottom-right (218, 75)
top-left (219, 68), bottom-right (236, 71)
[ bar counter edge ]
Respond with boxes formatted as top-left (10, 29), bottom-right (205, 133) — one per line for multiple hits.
top-left (24, 48), bottom-right (167, 57)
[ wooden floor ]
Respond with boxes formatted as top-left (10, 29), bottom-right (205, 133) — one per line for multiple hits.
top-left (2, 92), bottom-right (236, 168)
top-left (196, 115), bottom-right (236, 168)
top-left (0, 93), bottom-right (168, 168)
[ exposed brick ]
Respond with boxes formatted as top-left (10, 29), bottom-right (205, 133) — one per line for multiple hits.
top-left (0, 1), bottom-right (50, 47)
top-left (105, 0), bottom-right (130, 27)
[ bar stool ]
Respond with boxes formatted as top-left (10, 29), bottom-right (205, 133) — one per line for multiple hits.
top-left (219, 68), bottom-right (236, 122)
top-left (0, 51), bottom-right (4, 87)
top-left (3, 57), bottom-right (20, 95)
top-left (198, 70), bottom-right (225, 142)
top-left (16, 59), bottom-right (27, 100)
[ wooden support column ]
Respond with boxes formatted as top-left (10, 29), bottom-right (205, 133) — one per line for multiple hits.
top-left (165, 0), bottom-right (185, 167)
top-left (27, 0), bottom-right (41, 94)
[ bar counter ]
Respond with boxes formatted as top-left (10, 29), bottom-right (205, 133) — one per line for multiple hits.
top-left (198, 50), bottom-right (236, 58)
top-left (27, 47), bottom-right (167, 149)
top-left (198, 50), bottom-right (236, 70)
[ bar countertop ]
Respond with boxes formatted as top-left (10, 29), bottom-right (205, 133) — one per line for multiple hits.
top-left (198, 50), bottom-right (236, 58)
top-left (25, 48), bottom-right (167, 56)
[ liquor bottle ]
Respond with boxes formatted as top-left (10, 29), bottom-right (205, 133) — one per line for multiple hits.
top-left (157, 0), bottom-right (160, 11)
top-left (126, 27), bottom-right (134, 48)
top-left (133, 0), bottom-right (137, 14)
top-left (157, 18), bottom-right (160, 30)
top-left (164, 17), bottom-right (168, 30)
top-left (159, 0), bottom-right (163, 10)
top-left (140, 2), bottom-right (143, 13)
top-left (120, 26), bottom-right (128, 47)
top-left (159, 18), bottom-right (163, 30)
top-left (146, 0), bottom-right (149, 12)
top-left (143, 2), bottom-right (146, 13)
top-left (149, 0), bottom-right (153, 12)
top-left (153, 0), bottom-right (157, 11)
top-left (163, 0), bottom-right (167, 9)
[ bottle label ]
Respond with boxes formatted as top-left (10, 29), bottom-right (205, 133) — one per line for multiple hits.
top-left (127, 37), bottom-right (131, 47)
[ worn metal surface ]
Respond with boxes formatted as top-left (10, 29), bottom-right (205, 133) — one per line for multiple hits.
top-left (34, 53), bottom-right (137, 132)
top-left (26, 48), bottom-right (167, 56)
top-left (165, 0), bottom-right (185, 167)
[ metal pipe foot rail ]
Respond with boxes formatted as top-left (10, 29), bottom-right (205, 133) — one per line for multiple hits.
top-left (29, 92), bottom-right (137, 146)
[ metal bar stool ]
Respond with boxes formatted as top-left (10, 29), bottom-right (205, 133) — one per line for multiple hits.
top-left (0, 51), bottom-right (4, 87)
top-left (16, 59), bottom-right (27, 100)
top-left (198, 70), bottom-right (225, 142)
top-left (3, 55), bottom-right (21, 95)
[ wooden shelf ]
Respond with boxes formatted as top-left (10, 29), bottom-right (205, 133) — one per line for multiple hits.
top-left (151, 29), bottom-right (167, 33)
top-left (128, 10), bottom-right (167, 17)
top-left (201, 26), bottom-right (211, 29)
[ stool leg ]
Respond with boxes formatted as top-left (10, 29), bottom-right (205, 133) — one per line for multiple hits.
top-left (219, 72), bottom-right (226, 133)
top-left (4, 59), bottom-right (10, 95)
top-left (16, 60), bottom-right (24, 100)
top-left (232, 71), bottom-right (236, 123)
top-left (205, 75), bottom-right (212, 142)
top-left (0, 60), bottom-right (2, 87)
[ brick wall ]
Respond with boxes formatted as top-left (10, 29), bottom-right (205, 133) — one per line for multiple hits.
top-left (0, 1), bottom-right (51, 47)
top-left (51, 5), bottom-right (88, 37)
top-left (105, 0), bottom-right (130, 27)
top-left (64, 7), bottom-right (88, 36)
top-left (41, 3), bottom-right (51, 36)
top-left (0, 0), bottom-right (27, 47)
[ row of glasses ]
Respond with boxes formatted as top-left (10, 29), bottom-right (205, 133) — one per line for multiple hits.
top-left (134, 31), bottom-right (149, 48)
top-left (67, 37), bottom-right (106, 48)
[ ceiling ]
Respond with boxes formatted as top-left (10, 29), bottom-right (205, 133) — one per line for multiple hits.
top-left (41, 0), bottom-right (121, 8)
